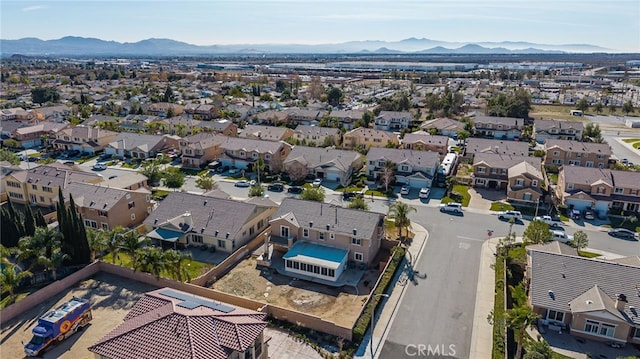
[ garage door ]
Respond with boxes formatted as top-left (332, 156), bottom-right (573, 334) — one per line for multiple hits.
top-left (408, 178), bottom-right (431, 189)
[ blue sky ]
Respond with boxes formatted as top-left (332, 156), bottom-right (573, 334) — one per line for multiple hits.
top-left (1, 0), bottom-right (639, 52)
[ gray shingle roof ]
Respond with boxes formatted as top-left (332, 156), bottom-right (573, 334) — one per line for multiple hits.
top-left (535, 119), bottom-right (584, 132)
top-left (402, 132), bottom-right (448, 146)
top-left (465, 138), bottom-right (529, 156)
top-left (294, 125), bottom-right (341, 136)
top-left (143, 192), bottom-right (260, 239)
top-left (64, 182), bottom-right (137, 211)
top-left (273, 198), bottom-right (384, 239)
top-left (108, 133), bottom-right (168, 151)
top-left (366, 147), bottom-right (440, 168)
top-left (528, 250), bottom-right (640, 325)
top-left (544, 139), bottom-right (612, 156)
top-left (473, 153), bottom-right (540, 169)
top-left (283, 146), bottom-right (363, 172)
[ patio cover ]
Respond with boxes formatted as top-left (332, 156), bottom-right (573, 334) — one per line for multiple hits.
top-left (147, 228), bottom-right (183, 243)
top-left (283, 241), bottom-right (348, 270)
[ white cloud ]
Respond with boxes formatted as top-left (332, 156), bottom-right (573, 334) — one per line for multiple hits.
top-left (22, 5), bottom-right (48, 12)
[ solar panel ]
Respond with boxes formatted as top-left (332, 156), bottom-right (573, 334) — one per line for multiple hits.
top-left (159, 289), bottom-right (235, 313)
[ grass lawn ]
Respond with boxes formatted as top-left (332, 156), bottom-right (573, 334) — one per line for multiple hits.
top-left (490, 202), bottom-right (514, 212)
top-left (547, 173), bottom-right (558, 185)
top-left (121, 162), bottom-right (140, 169)
top-left (578, 250), bottom-right (601, 258)
top-left (530, 104), bottom-right (625, 120)
top-left (441, 184), bottom-right (471, 206)
top-left (0, 291), bottom-right (30, 310)
top-left (151, 189), bottom-right (170, 201)
top-left (365, 189), bottom-right (389, 197)
top-left (335, 186), bottom-right (364, 192)
top-left (622, 138), bottom-right (640, 144)
top-left (102, 252), bottom-right (213, 281)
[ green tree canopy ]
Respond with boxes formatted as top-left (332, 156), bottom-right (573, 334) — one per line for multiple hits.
top-left (487, 88), bottom-right (532, 119)
top-left (326, 87), bottom-right (343, 107)
top-left (0, 148), bottom-right (20, 165)
top-left (162, 167), bottom-right (185, 189)
top-left (299, 187), bottom-right (325, 202)
top-left (523, 220), bottom-right (551, 244)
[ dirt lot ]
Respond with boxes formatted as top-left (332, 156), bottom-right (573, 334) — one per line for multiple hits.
top-left (0, 273), bottom-right (157, 359)
top-left (212, 257), bottom-right (381, 328)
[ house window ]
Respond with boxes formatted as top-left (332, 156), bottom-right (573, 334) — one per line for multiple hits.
top-left (477, 167), bottom-right (486, 174)
top-left (330, 233), bottom-right (335, 240)
top-left (32, 184), bottom-right (38, 190)
top-left (476, 179), bottom-right (486, 185)
top-left (354, 252), bottom-right (363, 262)
top-left (7, 181), bottom-right (21, 188)
top-left (634, 327), bottom-right (640, 339)
top-left (491, 168), bottom-right (497, 174)
top-left (567, 183), bottom-right (574, 190)
top-left (552, 159), bottom-right (563, 165)
top-left (191, 234), bottom-right (203, 243)
top-left (101, 223), bottom-right (109, 230)
top-left (42, 186), bottom-right (53, 193)
top-left (546, 310), bottom-right (564, 323)
top-left (218, 240), bottom-right (226, 248)
top-left (553, 151), bottom-right (559, 156)
top-left (328, 269), bottom-right (335, 277)
top-left (265, 154), bottom-right (271, 160)
top-left (400, 165), bottom-right (409, 172)
top-left (39, 196), bottom-right (45, 202)
top-left (532, 180), bottom-right (538, 187)
top-left (351, 237), bottom-right (362, 246)
top-left (128, 201), bottom-right (135, 209)
top-left (515, 179), bottom-right (524, 186)
top-left (523, 193), bottom-right (532, 201)
top-left (249, 227), bottom-right (255, 236)
top-left (240, 151), bottom-right (245, 157)
top-left (252, 153), bottom-right (258, 158)
top-left (9, 192), bottom-right (23, 199)
top-left (303, 228), bottom-right (309, 238)
top-left (584, 320), bottom-right (615, 338)
top-left (319, 232), bottom-right (325, 241)
top-left (99, 210), bottom-right (108, 217)
top-left (614, 187), bottom-right (624, 194)
top-left (84, 219), bottom-right (98, 228)
top-left (585, 161), bottom-right (594, 168)
top-left (146, 195), bottom-right (151, 202)
top-left (631, 189), bottom-right (638, 196)
top-left (597, 186), bottom-right (605, 194)
top-left (130, 213), bottom-right (136, 220)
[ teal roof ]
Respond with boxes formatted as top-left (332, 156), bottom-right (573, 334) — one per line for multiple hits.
top-left (283, 241), bottom-right (348, 269)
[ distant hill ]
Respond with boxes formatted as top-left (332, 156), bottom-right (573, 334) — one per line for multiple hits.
top-left (0, 36), bottom-right (612, 57)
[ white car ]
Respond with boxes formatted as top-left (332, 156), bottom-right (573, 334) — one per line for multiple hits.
top-left (235, 180), bottom-right (251, 187)
top-left (312, 178), bottom-right (322, 187)
top-left (400, 185), bottom-right (410, 195)
top-left (498, 210), bottom-right (523, 221)
top-left (439, 202), bottom-right (463, 213)
top-left (551, 230), bottom-right (573, 243)
top-left (92, 163), bottom-right (107, 171)
top-left (419, 188), bottom-right (430, 199)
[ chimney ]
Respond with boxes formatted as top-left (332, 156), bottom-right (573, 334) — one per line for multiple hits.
top-left (183, 212), bottom-right (193, 229)
top-left (615, 294), bottom-right (627, 311)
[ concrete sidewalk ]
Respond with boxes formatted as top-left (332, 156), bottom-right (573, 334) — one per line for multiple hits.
top-left (354, 223), bottom-right (430, 359)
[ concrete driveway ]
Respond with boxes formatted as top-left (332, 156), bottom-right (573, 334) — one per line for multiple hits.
top-left (467, 188), bottom-right (506, 210)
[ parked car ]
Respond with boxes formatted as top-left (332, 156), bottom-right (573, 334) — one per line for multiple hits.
top-left (607, 228), bottom-right (638, 240)
top-left (217, 166), bottom-right (229, 173)
top-left (439, 202), bottom-right (463, 213)
top-left (400, 185), bottom-right (410, 195)
top-left (249, 180), bottom-right (257, 186)
top-left (229, 167), bottom-right (239, 175)
top-left (342, 191), bottom-right (363, 201)
top-left (498, 210), bottom-right (523, 221)
top-left (312, 178), bottom-right (322, 187)
top-left (235, 180), bottom-right (251, 187)
top-left (583, 210), bottom-right (595, 220)
top-left (418, 188), bottom-right (430, 199)
top-left (287, 186), bottom-right (303, 194)
top-left (570, 209), bottom-right (582, 220)
top-left (63, 161), bottom-right (75, 165)
top-left (267, 183), bottom-right (285, 192)
top-left (92, 163), bottom-right (107, 171)
top-left (551, 230), bottom-right (573, 243)
top-left (533, 215), bottom-right (563, 228)
top-left (28, 156), bottom-right (38, 162)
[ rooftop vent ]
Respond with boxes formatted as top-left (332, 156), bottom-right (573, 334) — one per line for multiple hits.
top-left (353, 228), bottom-right (357, 235)
top-left (548, 290), bottom-right (555, 300)
top-left (309, 221), bottom-right (313, 228)
top-left (326, 224), bottom-right (331, 230)
top-left (226, 232), bottom-right (230, 239)
top-left (154, 218), bottom-right (158, 224)
top-left (214, 230), bottom-right (219, 237)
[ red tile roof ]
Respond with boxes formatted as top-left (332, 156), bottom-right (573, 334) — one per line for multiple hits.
top-left (89, 288), bottom-right (267, 359)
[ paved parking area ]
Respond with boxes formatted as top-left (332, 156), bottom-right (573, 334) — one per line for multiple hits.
top-left (265, 327), bottom-right (322, 359)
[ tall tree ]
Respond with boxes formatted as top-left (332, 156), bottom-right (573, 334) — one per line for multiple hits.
top-left (135, 247), bottom-right (166, 279)
top-left (380, 160), bottom-right (396, 192)
top-left (118, 231), bottom-right (147, 271)
top-left (571, 230), bottom-right (588, 251)
top-left (163, 249), bottom-right (192, 282)
top-left (23, 205), bottom-right (36, 237)
top-left (506, 305), bottom-right (540, 359)
top-left (1, 198), bottom-right (25, 247)
top-left (195, 173), bottom-right (216, 192)
top-left (523, 220), bottom-right (552, 244)
top-left (299, 187), bottom-right (325, 202)
top-left (163, 167), bottom-right (185, 190)
top-left (57, 190), bottom-right (91, 265)
top-left (388, 201), bottom-right (416, 239)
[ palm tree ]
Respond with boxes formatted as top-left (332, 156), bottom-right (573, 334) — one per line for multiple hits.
top-left (506, 305), bottom-right (540, 359)
top-left (136, 247), bottom-right (167, 279)
top-left (388, 201), bottom-right (416, 239)
top-left (38, 250), bottom-right (70, 281)
top-left (163, 249), bottom-right (193, 282)
top-left (16, 227), bottom-right (63, 269)
top-left (105, 227), bottom-right (126, 264)
top-left (1, 263), bottom-right (32, 304)
top-left (86, 228), bottom-right (107, 261)
top-left (117, 231), bottom-right (148, 270)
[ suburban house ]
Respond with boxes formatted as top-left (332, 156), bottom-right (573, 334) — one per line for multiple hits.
top-left (534, 119), bottom-right (584, 143)
top-left (118, 114), bottom-right (160, 132)
top-left (282, 146), bottom-right (363, 184)
top-left (53, 126), bottom-right (118, 154)
top-left (421, 117), bottom-right (466, 138)
top-left (104, 133), bottom-right (180, 159)
top-left (506, 161), bottom-right (545, 204)
top-left (159, 117), bottom-right (237, 137)
top-left (293, 125), bottom-right (341, 147)
top-left (366, 147), bottom-right (440, 189)
top-left (464, 138), bottom-right (530, 158)
top-left (101, 171), bottom-right (149, 191)
top-left (11, 122), bottom-right (70, 148)
top-left (526, 243), bottom-right (640, 346)
top-left (144, 102), bottom-right (185, 118)
top-left (0, 107), bottom-right (36, 122)
top-left (556, 166), bottom-right (640, 216)
top-left (89, 288), bottom-right (268, 359)
top-left (179, 133), bottom-right (225, 169)
top-left (284, 108), bottom-right (325, 126)
top-left (239, 124), bottom-right (294, 142)
top-left (544, 139), bottom-right (612, 169)
top-left (374, 111), bottom-right (412, 131)
top-left (33, 105), bottom-right (71, 122)
top-left (218, 137), bottom-right (292, 172)
top-left (401, 131), bottom-right (449, 158)
top-left (184, 103), bottom-right (221, 120)
top-left (472, 153), bottom-right (542, 194)
top-left (251, 110), bottom-right (288, 126)
top-left (63, 182), bottom-right (151, 230)
top-left (143, 192), bottom-right (277, 252)
top-left (473, 116), bottom-right (524, 140)
top-left (342, 127), bottom-right (399, 150)
top-left (324, 109), bottom-right (365, 130)
top-left (2, 163), bottom-right (103, 208)
top-left (268, 198), bottom-right (386, 282)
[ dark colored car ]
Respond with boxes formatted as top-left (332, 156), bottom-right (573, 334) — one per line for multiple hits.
top-left (342, 191), bottom-right (363, 201)
top-left (287, 186), bottom-right (303, 194)
top-left (608, 228), bottom-right (638, 240)
top-left (267, 183), bottom-right (285, 192)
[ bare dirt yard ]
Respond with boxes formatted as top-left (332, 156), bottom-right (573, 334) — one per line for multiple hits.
top-left (212, 257), bottom-right (381, 328)
top-left (0, 272), bottom-right (158, 359)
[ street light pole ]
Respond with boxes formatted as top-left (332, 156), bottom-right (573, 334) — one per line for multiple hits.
top-left (370, 293), bottom-right (389, 359)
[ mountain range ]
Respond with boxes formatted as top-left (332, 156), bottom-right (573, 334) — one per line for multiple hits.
top-left (0, 36), bottom-right (612, 57)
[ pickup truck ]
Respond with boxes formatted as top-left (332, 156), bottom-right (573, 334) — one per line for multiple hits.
top-left (533, 215), bottom-right (563, 228)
